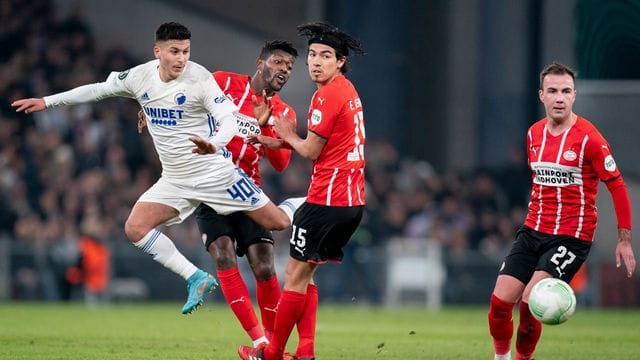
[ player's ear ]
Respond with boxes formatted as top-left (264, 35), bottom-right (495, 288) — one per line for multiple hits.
top-left (154, 45), bottom-right (161, 59)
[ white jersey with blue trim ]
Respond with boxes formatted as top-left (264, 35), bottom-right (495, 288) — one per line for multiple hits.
top-left (44, 59), bottom-right (239, 181)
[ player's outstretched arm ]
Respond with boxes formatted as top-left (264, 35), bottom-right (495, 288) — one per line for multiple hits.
top-left (615, 228), bottom-right (636, 278)
top-left (189, 137), bottom-right (218, 154)
top-left (11, 98), bottom-right (46, 114)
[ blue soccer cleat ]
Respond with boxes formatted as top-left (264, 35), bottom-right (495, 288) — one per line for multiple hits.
top-left (181, 270), bottom-right (218, 314)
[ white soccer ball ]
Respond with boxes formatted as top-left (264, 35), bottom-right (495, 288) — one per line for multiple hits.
top-left (527, 278), bottom-right (576, 325)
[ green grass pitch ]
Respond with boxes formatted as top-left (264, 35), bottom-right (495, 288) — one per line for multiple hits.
top-left (0, 303), bottom-right (638, 359)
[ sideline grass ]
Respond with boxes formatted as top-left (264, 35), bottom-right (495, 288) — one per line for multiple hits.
top-left (0, 303), bottom-right (638, 359)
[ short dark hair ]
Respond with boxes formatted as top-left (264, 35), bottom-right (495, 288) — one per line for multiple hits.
top-left (155, 22), bottom-right (191, 42)
top-left (259, 40), bottom-right (298, 60)
top-left (540, 62), bottom-right (576, 89)
top-left (297, 21), bottom-right (365, 73)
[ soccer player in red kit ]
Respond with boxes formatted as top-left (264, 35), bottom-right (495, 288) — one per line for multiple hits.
top-left (196, 41), bottom-right (301, 347)
top-left (488, 62), bottom-right (636, 360)
top-left (238, 22), bottom-right (366, 360)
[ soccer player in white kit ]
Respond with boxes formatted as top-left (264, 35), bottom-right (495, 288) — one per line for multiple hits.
top-left (12, 22), bottom-right (302, 314)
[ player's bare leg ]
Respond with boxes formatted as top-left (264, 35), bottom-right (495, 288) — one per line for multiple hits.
top-left (126, 202), bottom-right (217, 313)
top-left (246, 197), bottom-right (305, 231)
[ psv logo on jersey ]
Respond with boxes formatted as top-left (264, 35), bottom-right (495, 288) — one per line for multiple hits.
top-left (562, 150), bottom-right (577, 161)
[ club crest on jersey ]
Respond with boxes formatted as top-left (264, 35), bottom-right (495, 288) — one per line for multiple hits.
top-left (311, 109), bottom-right (322, 125)
top-left (563, 150), bottom-right (577, 161)
top-left (604, 155), bottom-right (617, 172)
top-left (214, 96), bottom-right (227, 104)
top-left (118, 69), bottom-right (130, 80)
top-left (174, 93), bottom-right (186, 105)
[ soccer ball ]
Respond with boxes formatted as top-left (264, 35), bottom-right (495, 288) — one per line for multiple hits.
top-left (527, 278), bottom-right (576, 325)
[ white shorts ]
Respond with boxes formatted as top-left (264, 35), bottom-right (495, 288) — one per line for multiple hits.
top-left (137, 169), bottom-right (270, 225)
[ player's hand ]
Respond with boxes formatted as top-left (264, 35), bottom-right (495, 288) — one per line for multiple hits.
top-left (246, 134), bottom-right (283, 150)
top-left (11, 98), bottom-right (46, 114)
top-left (137, 110), bottom-right (147, 134)
top-left (615, 229), bottom-right (636, 278)
top-left (252, 90), bottom-right (273, 127)
top-left (189, 137), bottom-right (218, 154)
top-left (273, 114), bottom-right (295, 140)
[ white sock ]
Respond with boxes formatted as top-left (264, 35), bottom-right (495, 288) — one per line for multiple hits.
top-left (277, 196), bottom-right (306, 224)
top-left (133, 229), bottom-right (198, 280)
top-left (252, 336), bottom-right (268, 347)
top-left (494, 351), bottom-right (511, 360)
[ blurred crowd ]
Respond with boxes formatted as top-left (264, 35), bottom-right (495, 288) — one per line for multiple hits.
top-left (0, 0), bottom-right (533, 302)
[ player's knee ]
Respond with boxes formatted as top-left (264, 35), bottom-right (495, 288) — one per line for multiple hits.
top-left (214, 256), bottom-right (237, 270)
top-left (252, 262), bottom-right (276, 281)
top-left (208, 237), bottom-right (237, 268)
top-left (124, 219), bottom-right (148, 243)
top-left (213, 249), bottom-right (237, 269)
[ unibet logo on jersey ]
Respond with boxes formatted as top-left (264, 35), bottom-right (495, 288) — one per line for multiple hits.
top-left (143, 106), bottom-right (184, 126)
top-left (531, 162), bottom-right (582, 187)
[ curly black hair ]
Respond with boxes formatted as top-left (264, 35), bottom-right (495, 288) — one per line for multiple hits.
top-left (297, 21), bottom-right (364, 73)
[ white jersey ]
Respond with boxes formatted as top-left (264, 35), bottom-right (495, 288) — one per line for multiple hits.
top-left (43, 59), bottom-right (239, 181)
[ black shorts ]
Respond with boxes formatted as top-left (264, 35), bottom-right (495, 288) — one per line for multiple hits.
top-left (499, 226), bottom-right (591, 284)
top-left (195, 203), bottom-right (273, 257)
top-left (289, 203), bottom-right (364, 263)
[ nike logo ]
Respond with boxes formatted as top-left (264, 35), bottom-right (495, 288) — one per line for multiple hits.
top-left (197, 276), bottom-right (211, 295)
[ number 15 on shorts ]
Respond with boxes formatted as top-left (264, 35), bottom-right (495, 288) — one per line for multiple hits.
top-left (290, 225), bottom-right (307, 253)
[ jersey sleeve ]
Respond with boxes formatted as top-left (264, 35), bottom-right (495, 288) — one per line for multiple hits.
top-left (308, 90), bottom-right (340, 139)
top-left (44, 70), bottom-right (135, 108)
top-left (585, 130), bottom-right (621, 182)
top-left (200, 74), bottom-right (239, 148)
top-left (605, 176), bottom-right (632, 229)
top-left (586, 129), bottom-right (631, 229)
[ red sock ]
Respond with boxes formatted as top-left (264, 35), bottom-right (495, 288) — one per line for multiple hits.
top-left (488, 294), bottom-right (515, 355)
top-left (256, 275), bottom-right (281, 340)
top-left (515, 301), bottom-right (542, 360)
top-left (264, 290), bottom-right (306, 360)
top-left (296, 284), bottom-right (318, 358)
top-left (217, 267), bottom-right (263, 341)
